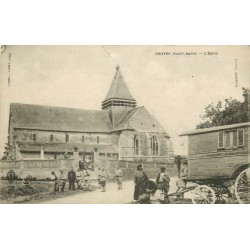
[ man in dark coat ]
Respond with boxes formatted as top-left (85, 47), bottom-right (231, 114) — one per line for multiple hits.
top-left (134, 164), bottom-right (149, 200)
top-left (51, 171), bottom-right (59, 192)
top-left (68, 167), bottom-right (76, 190)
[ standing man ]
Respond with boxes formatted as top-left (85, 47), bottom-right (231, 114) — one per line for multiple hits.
top-left (51, 171), bottom-right (59, 192)
top-left (68, 167), bottom-right (76, 190)
top-left (115, 165), bottom-right (123, 190)
top-left (97, 166), bottom-right (102, 189)
top-left (58, 169), bottom-right (66, 192)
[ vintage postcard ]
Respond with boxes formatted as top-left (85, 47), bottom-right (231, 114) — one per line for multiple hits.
top-left (0, 45), bottom-right (249, 204)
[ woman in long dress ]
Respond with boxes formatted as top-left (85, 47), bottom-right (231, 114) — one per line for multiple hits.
top-left (134, 164), bottom-right (148, 200)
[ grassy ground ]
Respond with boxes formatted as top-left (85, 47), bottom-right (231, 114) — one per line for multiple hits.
top-left (0, 180), bottom-right (98, 204)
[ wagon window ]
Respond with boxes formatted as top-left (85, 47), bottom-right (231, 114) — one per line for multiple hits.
top-left (225, 132), bottom-right (230, 148)
top-left (225, 131), bottom-right (237, 148)
top-left (238, 129), bottom-right (244, 146)
top-left (218, 132), bottom-right (224, 148)
top-left (232, 131), bottom-right (237, 147)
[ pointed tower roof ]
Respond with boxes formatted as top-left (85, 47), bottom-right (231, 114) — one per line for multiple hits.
top-left (103, 65), bottom-right (136, 102)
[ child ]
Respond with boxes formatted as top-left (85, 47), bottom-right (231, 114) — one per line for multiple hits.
top-left (156, 166), bottom-right (170, 202)
top-left (83, 167), bottom-right (91, 190)
top-left (115, 165), bottom-right (123, 190)
top-left (99, 168), bottom-right (107, 192)
top-left (58, 169), bottom-right (66, 192)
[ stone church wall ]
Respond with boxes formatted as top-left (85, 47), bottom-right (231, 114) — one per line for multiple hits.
top-left (14, 129), bottom-right (111, 144)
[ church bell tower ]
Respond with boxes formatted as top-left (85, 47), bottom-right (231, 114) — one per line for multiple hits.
top-left (102, 65), bottom-right (137, 126)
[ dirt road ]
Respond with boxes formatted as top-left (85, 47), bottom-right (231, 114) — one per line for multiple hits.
top-left (42, 177), bottom-right (193, 204)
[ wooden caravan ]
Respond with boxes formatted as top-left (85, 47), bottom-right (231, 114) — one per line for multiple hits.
top-left (179, 122), bottom-right (250, 204)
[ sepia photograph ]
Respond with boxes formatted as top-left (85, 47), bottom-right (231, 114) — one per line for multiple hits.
top-left (0, 45), bottom-right (249, 204)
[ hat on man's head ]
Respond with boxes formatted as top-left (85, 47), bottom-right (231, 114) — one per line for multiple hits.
top-left (161, 166), bottom-right (166, 170)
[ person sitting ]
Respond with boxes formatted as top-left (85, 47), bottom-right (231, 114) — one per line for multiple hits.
top-left (134, 189), bottom-right (152, 204)
top-left (22, 177), bottom-right (31, 188)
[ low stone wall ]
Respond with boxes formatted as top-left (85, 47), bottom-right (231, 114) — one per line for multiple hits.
top-left (101, 160), bottom-right (177, 180)
top-left (0, 159), bottom-right (75, 180)
top-left (0, 159), bottom-right (178, 181)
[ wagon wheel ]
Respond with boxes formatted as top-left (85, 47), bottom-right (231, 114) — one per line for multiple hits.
top-left (213, 186), bottom-right (229, 204)
top-left (191, 185), bottom-right (216, 204)
top-left (235, 168), bottom-right (250, 204)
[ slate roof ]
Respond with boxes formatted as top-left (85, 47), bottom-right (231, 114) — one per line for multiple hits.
top-left (18, 142), bottom-right (118, 153)
top-left (180, 122), bottom-right (250, 136)
top-left (112, 106), bottom-right (169, 136)
top-left (10, 103), bottom-right (112, 133)
top-left (112, 106), bottom-right (142, 131)
top-left (103, 66), bottom-right (136, 102)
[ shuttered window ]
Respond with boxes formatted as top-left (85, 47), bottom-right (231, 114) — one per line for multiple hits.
top-left (218, 131), bottom-right (224, 148)
top-left (219, 129), bottom-right (244, 149)
top-left (238, 129), bottom-right (244, 146)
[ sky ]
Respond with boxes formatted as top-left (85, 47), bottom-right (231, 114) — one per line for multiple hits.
top-left (0, 45), bottom-right (249, 157)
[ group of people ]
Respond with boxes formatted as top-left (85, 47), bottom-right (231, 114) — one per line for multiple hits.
top-left (51, 159), bottom-right (96, 192)
top-left (96, 165), bottom-right (123, 192)
top-left (51, 168), bottom-right (75, 192)
top-left (50, 164), bottom-right (124, 193)
top-left (50, 161), bottom-right (188, 203)
top-left (133, 162), bottom-right (188, 204)
top-left (133, 164), bottom-right (171, 204)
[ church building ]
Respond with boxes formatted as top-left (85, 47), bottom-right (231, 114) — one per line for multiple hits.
top-left (7, 66), bottom-right (174, 163)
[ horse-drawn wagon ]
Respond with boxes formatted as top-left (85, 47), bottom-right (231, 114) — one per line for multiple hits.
top-left (177, 122), bottom-right (250, 204)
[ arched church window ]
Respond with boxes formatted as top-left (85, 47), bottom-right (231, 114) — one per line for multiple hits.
top-left (134, 135), bottom-right (139, 155)
top-left (151, 136), bottom-right (158, 155)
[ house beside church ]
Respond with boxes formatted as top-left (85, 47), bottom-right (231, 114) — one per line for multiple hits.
top-left (7, 66), bottom-right (174, 164)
